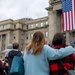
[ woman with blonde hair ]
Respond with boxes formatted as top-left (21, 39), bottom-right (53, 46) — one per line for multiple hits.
top-left (23, 31), bottom-right (74, 75)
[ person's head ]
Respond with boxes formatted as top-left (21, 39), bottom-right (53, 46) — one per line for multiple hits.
top-left (52, 33), bottom-right (66, 46)
top-left (13, 42), bottom-right (19, 49)
top-left (26, 31), bottom-right (46, 54)
top-left (6, 44), bottom-right (13, 49)
top-left (4, 44), bottom-right (13, 55)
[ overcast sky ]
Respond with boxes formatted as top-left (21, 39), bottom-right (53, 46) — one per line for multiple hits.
top-left (0, 0), bottom-right (49, 21)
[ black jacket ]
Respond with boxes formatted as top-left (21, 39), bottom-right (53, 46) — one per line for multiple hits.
top-left (8, 50), bottom-right (22, 70)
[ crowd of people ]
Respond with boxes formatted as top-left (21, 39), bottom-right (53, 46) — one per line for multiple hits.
top-left (0, 31), bottom-right (75, 75)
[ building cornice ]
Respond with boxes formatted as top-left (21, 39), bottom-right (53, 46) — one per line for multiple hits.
top-left (0, 19), bottom-right (13, 25)
top-left (25, 25), bottom-right (49, 32)
top-left (45, 5), bottom-right (53, 11)
top-left (0, 28), bottom-right (26, 32)
top-left (25, 16), bottom-right (48, 24)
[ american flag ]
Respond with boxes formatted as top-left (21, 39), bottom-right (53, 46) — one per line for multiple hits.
top-left (62, 0), bottom-right (75, 31)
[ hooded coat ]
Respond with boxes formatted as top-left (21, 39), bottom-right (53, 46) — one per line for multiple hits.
top-left (8, 50), bottom-right (22, 69)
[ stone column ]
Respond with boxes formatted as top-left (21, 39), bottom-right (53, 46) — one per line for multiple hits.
top-left (0, 35), bottom-right (2, 51)
top-left (49, 8), bottom-right (59, 39)
top-left (48, 9), bottom-right (55, 41)
top-left (6, 31), bottom-right (12, 45)
top-left (15, 30), bottom-right (20, 43)
top-left (66, 32), bottom-right (70, 45)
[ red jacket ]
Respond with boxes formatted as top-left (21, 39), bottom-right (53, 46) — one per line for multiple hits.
top-left (0, 60), bottom-right (4, 75)
top-left (49, 45), bottom-right (75, 75)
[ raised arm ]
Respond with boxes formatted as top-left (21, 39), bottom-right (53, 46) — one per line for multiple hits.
top-left (45, 45), bottom-right (74, 60)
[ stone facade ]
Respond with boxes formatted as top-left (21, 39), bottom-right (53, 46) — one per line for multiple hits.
top-left (0, 17), bottom-right (49, 53)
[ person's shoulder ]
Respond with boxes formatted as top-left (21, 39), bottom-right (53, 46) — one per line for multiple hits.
top-left (8, 50), bottom-right (16, 56)
top-left (43, 45), bottom-right (51, 53)
top-left (8, 50), bottom-right (14, 54)
top-left (43, 45), bottom-right (50, 49)
top-left (17, 51), bottom-right (22, 56)
top-left (17, 50), bottom-right (22, 53)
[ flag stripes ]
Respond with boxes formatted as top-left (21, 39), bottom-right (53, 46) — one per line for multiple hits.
top-left (62, 0), bottom-right (75, 31)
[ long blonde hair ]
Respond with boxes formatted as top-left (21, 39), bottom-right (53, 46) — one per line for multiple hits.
top-left (26, 31), bottom-right (46, 54)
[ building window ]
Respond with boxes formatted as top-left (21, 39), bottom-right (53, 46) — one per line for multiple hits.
top-left (31, 24), bottom-right (33, 29)
top-left (36, 23), bottom-right (38, 28)
top-left (22, 25), bottom-right (24, 29)
top-left (30, 34), bottom-right (33, 39)
top-left (21, 34), bottom-right (24, 39)
top-left (21, 44), bottom-right (23, 51)
top-left (0, 26), bottom-right (1, 30)
top-left (72, 32), bottom-right (74, 37)
top-left (41, 22), bottom-right (43, 27)
top-left (3, 25), bottom-right (6, 30)
top-left (26, 25), bottom-right (28, 29)
top-left (54, 0), bottom-right (56, 1)
top-left (46, 21), bottom-right (48, 25)
top-left (0, 35), bottom-right (1, 41)
top-left (13, 34), bottom-right (16, 39)
top-left (26, 34), bottom-right (28, 40)
top-left (14, 24), bottom-right (16, 29)
top-left (45, 32), bottom-right (48, 38)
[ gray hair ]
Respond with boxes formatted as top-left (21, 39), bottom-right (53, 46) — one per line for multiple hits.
top-left (6, 44), bottom-right (13, 49)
